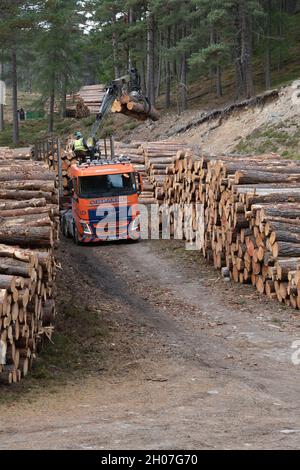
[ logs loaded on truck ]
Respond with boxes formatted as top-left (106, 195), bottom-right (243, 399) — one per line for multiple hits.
top-left (0, 147), bottom-right (58, 385)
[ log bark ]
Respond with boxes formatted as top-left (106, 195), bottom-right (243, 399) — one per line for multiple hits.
top-left (0, 171), bottom-right (55, 182)
top-left (1, 181), bottom-right (55, 192)
top-left (127, 100), bottom-right (160, 122)
top-left (0, 198), bottom-right (47, 211)
top-left (0, 206), bottom-right (50, 218)
top-left (0, 258), bottom-right (33, 278)
top-left (265, 221), bottom-right (300, 237)
top-left (272, 242), bottom-right (300, 259)
top-left (270, 230), bottom-right (300, 246)
top-left (275, 258), bottom-right (300, 281)
top-left (235, 170), bottom-right (300, 185)
top-left (0, 275), bottom-right (16, 291)
top-left (0, 214), bottom-right (52, 228)
top-left (0, 227), bottom-right (53, 248)
top-left (0, 190), bottom-right (53, 202)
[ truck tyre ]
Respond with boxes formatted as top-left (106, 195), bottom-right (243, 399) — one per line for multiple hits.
top-left (62, 218), bottom-right (69, 238)
top-left (73, 224), bottom-right (81, 245)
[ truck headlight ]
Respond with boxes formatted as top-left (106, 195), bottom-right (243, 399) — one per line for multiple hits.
top-left (81, 222), bottom-right (92, 235)
top-left (131, 216), bottom-right (140, 231)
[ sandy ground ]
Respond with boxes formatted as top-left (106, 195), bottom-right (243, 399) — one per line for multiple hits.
top-left (0, 239), bottom-right (300, 449)
top-left (128, 80), bottom-right (300, 155)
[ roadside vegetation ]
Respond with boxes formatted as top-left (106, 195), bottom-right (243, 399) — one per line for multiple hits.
top-left (235, 120), bottom-right (300, 159)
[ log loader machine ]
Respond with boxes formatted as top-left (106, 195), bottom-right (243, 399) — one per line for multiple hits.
top-left (61, 69), bottom-right (154, 244)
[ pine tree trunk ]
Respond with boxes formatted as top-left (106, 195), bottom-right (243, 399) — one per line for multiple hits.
top-left (165, 26), bottom-right (171, 108)
top-left (0, 60), bottom-right (4, 132)
top-left (48, 72), bottom-right (55, 133)
top-left (284, 0), bottom-right (297, 13)
top-left (156, 32), bottom-right (162, 99)
top-left (11, 47), bottom-right (19, 146)
top-left (234, 54), bottom-right (244, 100)
top-left (210, 27), bottom-right (223, 98)
top-left (60, 74), bottom-right (67, 119)
top-left (180, 54), bottom-right (187, 112)
top-left (264, 0), bottom-right (272, 89)
top-left (128, 8), bottom-right (133, 70)
top-left (240, 0), bottom-right (254, 98)
top-left (265, 47), bottom-right (271, 90)
top-left (140, 59), bottom-right (147, 95)
top-left (146, 11), bottom-right (155, 105)
top-left (0, 102), bottom-right (4, 132)
top-left (234, 8), bottom-right (243, 100)
top-left (112, 14), bottom-right (120, 79)
top-left (277, 0), bottom-right (284, 71)
top-left (216, 65), bottom-right (223, 98)
top-left (173, 25), bottom-right (178, 81)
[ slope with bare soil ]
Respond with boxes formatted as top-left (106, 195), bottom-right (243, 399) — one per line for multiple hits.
top-left (127, 81), bottom-right (300, 159)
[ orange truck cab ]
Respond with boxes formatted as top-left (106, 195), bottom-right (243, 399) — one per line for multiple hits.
top-left (61, 157), bottom-right (143, 244)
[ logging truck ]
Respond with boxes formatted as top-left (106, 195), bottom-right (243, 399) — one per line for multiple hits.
top-left (61, 157), bottom-right (143, 244)
top-left (60, 69), bottom-right (158, 244)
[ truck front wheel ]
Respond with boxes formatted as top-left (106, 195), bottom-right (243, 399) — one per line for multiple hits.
top-left (73, 224), bottom-right (81, 245)
top-left (62, 218), bottom-right (69, 238)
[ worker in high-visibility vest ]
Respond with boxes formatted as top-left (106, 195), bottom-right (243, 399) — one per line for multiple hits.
top-left (72, 132), bottom-right (88, 162)
top-left (86, 136), bottom-right (98, 160)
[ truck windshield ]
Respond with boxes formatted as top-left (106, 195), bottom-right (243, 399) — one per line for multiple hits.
top-left (79, 173), bottom-right (136, 198)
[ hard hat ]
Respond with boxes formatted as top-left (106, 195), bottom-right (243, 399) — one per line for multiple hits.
top-left (74, 131), bottom-right (82, 138)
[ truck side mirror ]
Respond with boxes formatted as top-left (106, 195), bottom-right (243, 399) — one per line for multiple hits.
top-left (68, 179), bottom-right (73, 193)
top-left (135, 173), bottom-right (140, 194)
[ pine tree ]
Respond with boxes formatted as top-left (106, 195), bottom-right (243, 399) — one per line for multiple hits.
top-left (34, 0), bottom-right (84, 132)
top-left (91, 0), bottom-right (127, 80)
top-left (0, 0), bottom-right (38, 145)
top-left (189, 1), bottom-right (232, 98)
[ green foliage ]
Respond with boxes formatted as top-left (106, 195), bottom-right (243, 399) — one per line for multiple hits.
top-left (189, 43), bottom-right (230, 68)
top-left (123, 120), bottom-right (139, 131)
top-left (33, 0), bottom-right (85, 102)
top-left (234, 121), bottom-right (300, 159)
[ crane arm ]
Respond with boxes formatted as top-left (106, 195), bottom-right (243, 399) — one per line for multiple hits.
top-left (88, 71), bottom-right (141, 141)
top-left (88, 85), bottom-right (117, 140)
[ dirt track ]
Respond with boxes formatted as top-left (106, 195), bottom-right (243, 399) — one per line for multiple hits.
top-left (1, 239), bottom-right (300, 449)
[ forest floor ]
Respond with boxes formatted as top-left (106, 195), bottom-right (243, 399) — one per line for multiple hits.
top-left (0, 239), bottom-right (300, 449)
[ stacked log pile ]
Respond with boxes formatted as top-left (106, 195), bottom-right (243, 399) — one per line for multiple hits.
top-left (113, 141), bottom-right (152, 204)
top-left (114, 141), bottom-right (189, 205)
top-left (0, 148), bottom-right (58, 384)
top-left (66, 85), bottom-right (106, 117)
top-left (75, 98), bottom-right (90, 119)
top-left (111, 94), bottom-right (160, 122)
top-left (163, 150), bottom-right (300, 310)
top-left (163, 149), bottom-right (202, 239)
top-left (0, 147), bottom-right (33, 161)
top-left (13, 147), bottom-right (34, 160)
top-left (142, 142), bottom-right (191, 205)
top-left (46, 139), bottom-right (77, 196)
